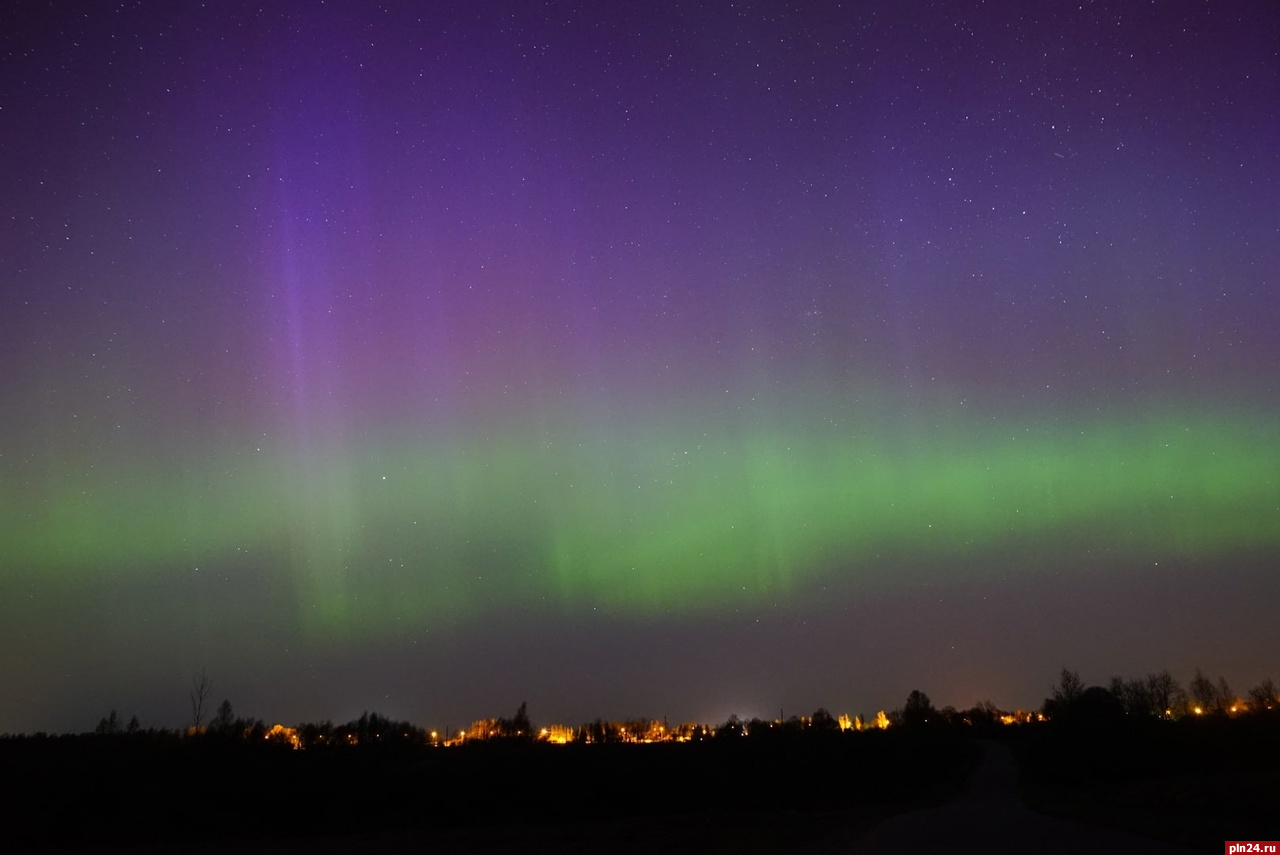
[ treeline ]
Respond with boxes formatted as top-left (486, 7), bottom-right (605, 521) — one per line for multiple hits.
top-left (1040, 667), bottom-right (1278, 726)
top-left (77, 705), bottom-right (427, 749)
top-left (23, 664), bottom-right (1280, 748)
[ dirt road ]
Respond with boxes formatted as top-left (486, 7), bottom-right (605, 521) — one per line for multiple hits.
top-left (842, 740), bottom-right (1204, 854)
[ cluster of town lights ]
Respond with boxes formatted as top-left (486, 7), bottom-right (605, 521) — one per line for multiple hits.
top-left (251, 694), bottom-right (1269, 750)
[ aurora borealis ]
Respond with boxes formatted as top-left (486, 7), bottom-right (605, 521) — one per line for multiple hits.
top-left (2, 1), bottom-right (1278, 734)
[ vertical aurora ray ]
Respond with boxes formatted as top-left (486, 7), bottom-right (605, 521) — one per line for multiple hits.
top-left (261, 60), bottom-right (385, 635)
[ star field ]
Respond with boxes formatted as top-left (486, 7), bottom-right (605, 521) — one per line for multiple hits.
top-left (1, 1), bottom-right (1277, 733)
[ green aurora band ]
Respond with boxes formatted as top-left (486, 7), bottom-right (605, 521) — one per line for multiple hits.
top-left (4, 402), bottom-right (1277, 640)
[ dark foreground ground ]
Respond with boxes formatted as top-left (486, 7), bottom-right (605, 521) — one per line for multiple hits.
top-left (2, 730), bottom-right (974, 853)
top-left (849, 740), bottom-right (1202, 854)
top-left (4, 719), bottom-right (1277, 853)
top-left (1013, 714), bottom-right (1280, 852)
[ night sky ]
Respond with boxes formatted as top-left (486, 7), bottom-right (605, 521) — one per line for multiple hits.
top-left (2, 1), bottom-right (1278, 735)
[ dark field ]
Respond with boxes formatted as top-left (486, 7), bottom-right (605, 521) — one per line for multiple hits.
top-left (6, 717), bottom-right (1278, 853)
top-left (1, 730), bottom-right (977, 853)
top-left (1014, 715), bottom-right (1280, 851)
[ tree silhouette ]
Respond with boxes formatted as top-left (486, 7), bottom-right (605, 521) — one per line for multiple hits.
top-left (299, 720), bottom-right (334, 748)
top-left (716, 714), bottom-right (745, 739)
top-left (1215, 676), bottom-right (1234, 713)
top-left (95, 710), bottom-right (121, 735)
top-left (190, 669), bottom-right (212, 732)
top-left (902, 690), bottom-right (936, 728)
top-left (1109, 676), bottom-right (1155, 717)
top-left (1188, 669), bottom-right (1218, 714)
top-left (1053, 668), bottom-right (1084, 704)
top-left (1247, 678), bottom-right (1278, 712)
top-left (1144, 669), bottom-right (1184, 717)
top-left (497, 702), bottom-right (533, 739)
top-left (810, 708), bottom-right (840, 733)
top-left (963, 701), bottom-right (1000, 730)
top-left (356, 711), bottom-right (396, 743)
top-left (583, 718), bottom-right (619, 743)
top-left (211, 699), bottom-right (235, 735)
top-left (512, 701), bottom-right (531, 738)
top-left (1042, 669), bottom-right (1126, 727)
top-left (1043, 667), bottom-right (1085, 720)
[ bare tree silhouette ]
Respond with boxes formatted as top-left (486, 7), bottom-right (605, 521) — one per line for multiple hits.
top-left (1145, 669), bottom-right (1184, 717)
top-left (190, 669), bottom-right (212, 732)
top-left (1189, 668), bottom-right (1218, 714)
top-left (1248, 678), bottom-right (1278, 712)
